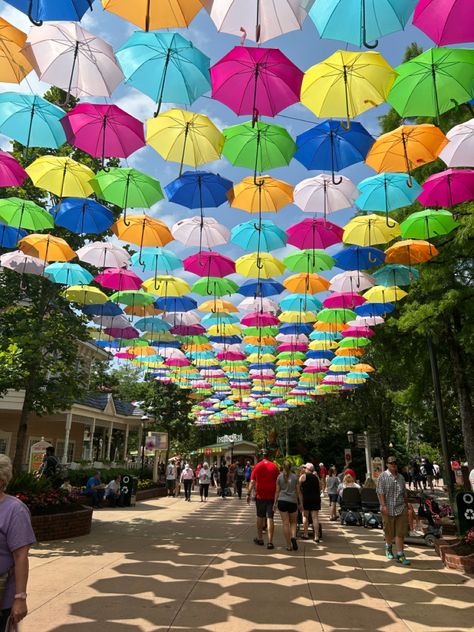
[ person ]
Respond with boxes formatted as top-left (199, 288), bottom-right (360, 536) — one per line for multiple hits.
top-left (228, 460), bottom-right (236, 493)
top-left (247, 451), bottom-right (280, 550)
top-left (344, 463), bottom-right (356, 480)
top-left (105, 475), bottom-right (122, 507)
top-left (420, 459), bottom-right (428, 490)
top-left (85, 471), bottom-right (105, 508)
top-left (0, 455), bottom-right (36, 632)
top-left (337, 474), bottom-right (360, 497)
top-left (363, 477), bottom-right (377, 489)
top-left (318, 462), bottom-right (328, 496)
top-left (175, 460), bottom-right (182, 497)
top-left (470, 466), bottom-right (474, 492)
top-left (234, 461), bottom-right (245, 499)
top-left (433, 462), bottom-right (441, 487)
top-left (409, 460), bottom-right (422, 491)
top-left (180, 463), bottom-right (194, 501)
top-left (39, 446), bottom-right (61, 480)
top-left (218, 461), bottom-right (229, 499)
top-left (274, 460), bottom-right (303, 551)
top-left (326, 467), bottom-right (340, 521)
top-left (198, 462), bottom-right (211, 501)
top-left (376, 456), bottom-right (411, 566)
top-left (165, 459), bottom-right (177, 497)
top-left (422, 458), bottom-right (434, 491)
top-left (407, 503), bottom-right (424, 537)
top-left (299, 463), bottom-right (321, 542)
top-left (59, 478), bottom-right (72, 493)
top-left (210, 462), bottom-right (219, 491)
top-left (244, 460), bottom-right (253, 486)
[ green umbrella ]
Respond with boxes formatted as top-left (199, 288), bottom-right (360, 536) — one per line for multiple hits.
top-left (126, 337), bottom-right (151, 347)
top-left (0, 197), bottom-right (53, 231)
top-left (192, 276), bottom-right (238, 297)
top-left (317, 308), bottom-right (356, 323)
top-left (222, 120), bottom-right (296, 172)
top-left (283, 249), bottom-right (335, 273)
top-left (387, 48), bottom-right (474, 121)
top-left (243, 326), bottom-right (279, 336)
top-left (400, 209), bottom-right (459, 240)
top-left (110, 290), bottom-right (155, 306)
top-left (178, 334), bottom-right (209, 344)
top-left (339, 337), bottom-right (371, 348)
top-left (276, 352), bottom-right (307, 360)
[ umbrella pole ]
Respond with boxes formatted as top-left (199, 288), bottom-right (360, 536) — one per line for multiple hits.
top-left (23, 102), bottom-right (36, 162)
top-left (60, 41), bottom-right (80, 106)
top-left (252, 64), bottom-right (260, 127)
top-left (341, 66), bottom-right (351, 130)
top-left (145, 0), bottom-right (151, 32)
top-left (138, 220), bottom-right (146, 266)
top-left (253, 129), bottom-right (261, 185)
top-left (155, 48), bottom-right (172, 117)
top-left (81, 203), bottom-right (87, 234)
top-left (27, 0), bottom-right (43, 26)
top-left (101, 115), bottom-right (108, 171)
top-left (330, 131), bottom-right (342, 185)
top-left (401, 132), bottom-right (413, 188)
top-left (255, 0), bottom-right (261, 43)
top-left (431, 63), bottom-right (441, 126)
top-left (179, 123), bottom-right (190, 177)
top-left (383, 176), bottom-right (397, 228)
top-left (361, 0), bottom-right (378, 48)
top-left (123, 173), bottom-right (131, 226)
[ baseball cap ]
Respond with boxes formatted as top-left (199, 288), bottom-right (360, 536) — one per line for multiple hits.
top-left (387, 456), bottom-right (397, 464)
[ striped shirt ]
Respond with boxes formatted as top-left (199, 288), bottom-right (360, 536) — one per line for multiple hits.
top-left (376, 470), bottom-right (406, 516)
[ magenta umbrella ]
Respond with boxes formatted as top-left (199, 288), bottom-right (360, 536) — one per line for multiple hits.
top-left (303, 366), bottom-right (328, 373)
top-left (342, 326), bottom-right (375, 338)
top-left (183, 251), bottom-right (235, 277)
top-left (417, 168), bottom-right (474, 207)
top-left (165, 357), bottom-right (191, 367)
top-left (210, 46), bottom-right (303, 122)
top-left (104, 326), bottom-right (139, 339)
top-left (323, 292), bottom-right (366, 309)
top-left (413, 0), bottom-right (474, 45)
top-left (61, 103), bottom-right (145, 166)
top-left (114, 352), bottom-right (136, 359)
top-left (95, 268), bottom-right (143, 291)
top-left (241, 312), bottom-right (280, 327)
top-left (286, 218), bottom-right (343, 250)
top-left (277, 343), bottom-right (308, 353)
top-left (171, 324), bottom-right (206, 336)
top-left (0, 150), bottom-right (28, 187)
top-left (216, 351), bottom-right (247, 361)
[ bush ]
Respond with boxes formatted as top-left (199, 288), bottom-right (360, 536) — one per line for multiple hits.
top-left (7, 472), bottom-right (52, 495)
top-left (137, 479), bottom-right (160, 490)
top-left (66, 467), bottom-right (153, 487)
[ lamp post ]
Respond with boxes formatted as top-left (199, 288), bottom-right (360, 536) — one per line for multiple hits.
top-left (140, 414), bottom-right (149, 480)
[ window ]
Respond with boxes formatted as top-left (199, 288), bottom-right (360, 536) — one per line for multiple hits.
top-left (56, 440), bottom-right (75, 463)
top-left (0, 431), bottom-right (11, 456)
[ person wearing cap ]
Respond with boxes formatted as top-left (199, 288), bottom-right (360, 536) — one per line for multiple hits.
top-left (376, 456), bottom-right (411, 566)
top-left (247, 451), bottom-right (280, 549)
top-left (318, 462), bottom-right (328, 496)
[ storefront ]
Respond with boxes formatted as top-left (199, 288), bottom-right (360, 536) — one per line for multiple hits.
top-left (193, 433), bottom-right (258, 465)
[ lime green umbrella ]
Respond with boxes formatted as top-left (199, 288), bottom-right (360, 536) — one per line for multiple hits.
top-left (0, 197), bottom-right (53, 231)
top-left (284, 249), bottom-right (335, 273)
top-left (277, 352), bottom-right (306, 360)
top-left (387, 48), bottom-right (474, 121)
top-left (317, 308), bottom-right (356, 323)
top-left (400, 209), bottom-right (459, 240)
top-left (243, 326), bottom-right (279, 336)
top-left (110, 290), bottom-right (155, 306)
top-left (192, 276), bottom-right (238, 297)
top-left (222, 120), bottom-right (296, 172)
top-left (339, 337), bottom-right (371, 348)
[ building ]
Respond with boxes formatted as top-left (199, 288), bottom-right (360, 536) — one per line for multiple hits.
top-left (193, 433), bottom-right (258, 465)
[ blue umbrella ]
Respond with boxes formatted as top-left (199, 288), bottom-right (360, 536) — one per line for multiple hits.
top-left (3, 0), bottom-right (95, 25)
top-left (165, 171), bottom-right (232, 209)
top-left (279, 323), bottom-right (313, 335)
top-left (151, 340), bottom-right (181, 348)
top-left (201, 313), bottom-right (239, 325)
top-left (355, 302), bottom-right (394, 317)
top-left (116, 31), bottom-right (210, 115)
top-left (0, 223), bottom-right (26, 248)
top-left (52, 198), bottom-right (114, 234)
top-left (309, 331), bottom-right (342, 341)
top-left (244, 345), bottom-right (276, 354)
top-left (238, 279), bottom-right (285, 297)
top-left (131, 248), bottom-right (182, 274)
top-left (333, 245), bottom-right (385, 270)
top-left (44, 262), bottom-right (93, 286)
top-left (154, 296), bottom-right (197, 312)
top-left (373, 264), bottom-right (420, 287)
top-left (83, 301), bottom-right (123, 317)
top-left (279, 293), bottom-right (322, 311)
top-left (231, 219), bottom-right (287, 251)
top-left (208, 335), bottom-right (242, 344)
top-left (251, 363), bottom-right (277, 370)
top-left (306, 350), bottom-right (335, 360)
top-left (295, 120), bottom-right (374, 181)
top-left (135, 317), bottom-right (171, 332)
top-left (0, 93), bottom-right (65, 151)
top-left (356, 173), bottom-right (422, 226)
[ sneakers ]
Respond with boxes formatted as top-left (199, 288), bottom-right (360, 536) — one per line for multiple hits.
top-left (409, 529), bottom-right (424, 537)
top-left (396, 552), bottom-right (411, 566)
top-left (385, 544), bottom-right (394, 560)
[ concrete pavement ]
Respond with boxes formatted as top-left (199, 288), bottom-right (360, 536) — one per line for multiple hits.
top-left (24, 493), bottom-right (474, 632)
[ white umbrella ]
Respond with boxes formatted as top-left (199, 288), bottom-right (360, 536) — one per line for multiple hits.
top-left (276, 333), bottom-right (309, 343)
top-left (329, 271), bottom-right (374, 293)
top-left (347, 316), bottom-right (385, 327)
top-left (22, 22), bottom-right (124, 101)
top-left (212, 343), bottom-right (244, 353)
top-left (304, 358), bottom-right (331, 367)
top-left (294, 174), bottom-right (357, 216)
top-left (76, 242), bottom-right (131, 268)
top-left (0, 250), bottom-right (44, 275)
top-left (92, 315), bottom-right (130, 329)
top-left (439, 117), bottom-right (474, 167)
top-left (161, 311), bottom-right (200, 326)
top-left (171, 216), bottom-right (229, 248)
top-left (237, 297), bottom-right (279, 312)
top-left (201, 0), bottom-right (315, 43)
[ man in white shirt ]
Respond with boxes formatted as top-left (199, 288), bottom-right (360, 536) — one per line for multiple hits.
top-left (166, 459), bottom-right (177, 497)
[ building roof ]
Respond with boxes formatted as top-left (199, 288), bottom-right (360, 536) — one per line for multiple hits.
top-left (76, 393), bottom-right (136, 417)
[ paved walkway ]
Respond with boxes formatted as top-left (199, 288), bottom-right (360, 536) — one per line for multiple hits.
top-left (24, 494), bottom-right (473, 632)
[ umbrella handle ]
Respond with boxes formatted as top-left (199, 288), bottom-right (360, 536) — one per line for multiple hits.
top-left (363, 38), bottom-right (378, 49)
top-left (331, 173), bottom-right (343, 185)
top-left (122, 208), bottom-right (131, 227)
top-left (385, 216), bottom-right (397, 229)
top-left (340, 119), bottom-right (351, 131)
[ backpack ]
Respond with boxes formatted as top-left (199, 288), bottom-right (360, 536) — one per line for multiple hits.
top-left (44, 455), bottom-right (61, 477)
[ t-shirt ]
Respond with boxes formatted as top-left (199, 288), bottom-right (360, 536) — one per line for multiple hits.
top-left (85, 476), bottom-right (102, 494)
top-left (199, 468), bottom-right (211, 484)
top-left (326, 475), bottom-right (340, 495)
top-left (105, 480), bottom-right (120, 496)
top-left (251, 459), bottom-right (279, 500)
top-left (277, 472), bottom-right (298, 503)
top-left (0, 495), bottom-right (36, 610)
top-left (319, 466), bottom-right (328, 478)
top-left (166, 464), bottom-right (176, 480)
top-left (219, 465), bottom-right (228, 482)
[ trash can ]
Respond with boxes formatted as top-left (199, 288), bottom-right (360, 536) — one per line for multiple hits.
top-left (121, 474), bottom-right (138, 507)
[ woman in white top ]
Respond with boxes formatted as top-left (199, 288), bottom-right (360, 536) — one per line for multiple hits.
top-left (180, 464), bottom-right (194, 501)
top-left (274, 460), bottom-right (303, 551)
top-left (337, 474), bottom-right (361, 497)
top-left (198, 462), bottom-right (211, 502)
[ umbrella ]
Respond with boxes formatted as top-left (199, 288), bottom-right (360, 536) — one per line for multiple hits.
top-left (238, 279), bottom-right (285, 296)
top-left (165, 171), bottom-right (232, 210)
top-left (329, 271), bottom-right (374, 293)
top-left (111, 289), bottom-right (155, 306)
top-left (18, 234), bottom-right (75, 262)
top-left (0, 17), bottom-right (32, 83)
top-left (131, 248), bottom-right (182, 275)
top-left (283, 249), bottom-right (334, 273)
top-left (0, 93), bottom-right (65, 152)
top-left (3, 0), bottom-right (95, 25)
top-left (236, 253), bottom-right (285, 278)
top-left (0, 151), bottom-right (27, 188)
top-left (231, 219), bottom-right (287, 252)
top-left (332, 245), bottom-right (385, 270)
top-left (238, 297), bottom-right (278, 312)
top-left (400, 209), bottom-right (458, 239)
top-left (163, 311), bottom-right (200, 327)
top-left (439, 118), bottom-right (474, 168)
top-left (356, 173), bottom-right (422, 226)
top-left (0, 224), bottom-right (26, 248)
top-left (105, 326), bottom-right (139, 339)
top-left (82, 301), bottom-right (123, 317)
top-left (0, 197), bottom-right (53, 232)
top-left (294, 174), bottom-right (357, 216)
top-left (76, 241), bottom-right (130, 268)
top-left (192, 277), bottom-right (238, 296)
top-left (0, 250), bottom-right (44, 276)
top-left (242, 313), bottom-right (280, 327)
top-left (147, 108), bottom-right (223, 176)
top-left (22, 22), bottom-right (123, 102)
top-left (51, 198), bottom-right (114, 234)
top-left (279, 311), bottom-right (317, 323)
top-left (142, 275), bottom-right (191, 296)
top-left (112, 215), bottom-right (173, 263)
top-left (286, 218), bottom-right (344, 249)
top-left (355, 302), bottom-right (394, 317)
top-left (228, 176), bottom-right (293, 217)
top-left (198, 299), bottom-right (237, 312)
top-left (210, 46), bottom-right (303, 121)
top-left (26, 156), bottom-right (94, 198)
top-left (279, 294), bottom-right (322, 311)
top-left (318, 307), bottom-right (356, 323)
top-left (184, 251), bottom-right (236, 277)
top-left (294, 119), bottom-right (374, 180)
top-left (301, 50), bottom-right (396, 128)
top-left (63, 284), bottom-right (108, 305)
top-left (102, 0), bottom-right (202, 31)
top-left (284, 273), bottom-right (329, 293)
top-left (202, 313), bottom-right (239, 326)
top-left (156, 296), bottom-right (197, 312)
top-left (135, 317), bottom-right (171, 333)
top-left (384, 240), bottom-right (438, 265)
top-left (124, 304), bottom-right (161, 317)
top-left (387, 48), bottom-right (474, 121)
top-left (363, 285), bottom-right (407, 303)
top-left (323, 292), bottom-right (366, 309)
top-left (343, 214), bottom-right (400, 246)
top-left (172, 216), bottom-right (229, 249)
top-left (61, 103), bottom-right (145, 166)
top-left (44, 261), bottom-right (93, 286)
top-left (366, 124), bottom-right (448, 185)
top-left (373, 264), bottom-right (419, 287)
top-left (348, 317), bottom-right (384, 327)
top-left (418, 169), bottom-right (474, 207)
top-left (92, 314), bottom-right (131, 330)
top-left (309, 0), bottom-right (417, 48)
top-left (95, 268), bottom-right (143, 291)
top-left (413, 0), bottom-right (474, 46)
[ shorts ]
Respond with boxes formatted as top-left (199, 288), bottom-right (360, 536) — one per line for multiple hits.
top-left (303, 500), bottom-right (321, 511)
top-left (277, 500), bottom-right (297, 514)
top-left (383, 508), bottom-right (409, 539)
top-left (328, 493), bottom-right (338, 503)
top-left (256, 498), bottom-right (275, 519)
top-left (166, 479), bottom-right (176, 490)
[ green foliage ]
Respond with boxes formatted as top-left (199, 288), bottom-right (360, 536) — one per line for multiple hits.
top-left (65, 467), bottom-right (153, 488)
top-left (6, 472), bottom-right (52, 494)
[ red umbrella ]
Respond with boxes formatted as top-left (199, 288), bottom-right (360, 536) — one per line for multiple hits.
top-left (323, 292), bottom-right (366, 309)
top-left (0, 150), bottom-right (28, 187)
top-left (286, 218), bottom-right (344, 250)
top-left (95, 267), bottom-right (143, 291)
top-left (171, 324), bottom-right (206, 336)
top-left (216, 351), bottom-right (247, 361)
top-left (241, 312), bottom-right (280, 327)
top-left (183, 251), bottom-right (235, 277)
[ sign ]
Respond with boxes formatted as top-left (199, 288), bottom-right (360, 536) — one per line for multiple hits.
top-left (372, 457), bottom-right (384, 479)
top-left (456, 491), bottom-right (474, 536)
top-left (344, 448), bottom-right (352, 464)
top-left (217, 433), bottom-right (242, 444)
top-left (356, 434), bottom-right (366, 448)
top-left (29, 439), bottom-right (52, 473)
top-left (145, 432), bottom-right (168, 453)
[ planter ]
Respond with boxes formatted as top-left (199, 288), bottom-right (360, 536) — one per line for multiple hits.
top-left (435, 537), bottom-right (474, 574)
top-left (136, 486), bottom-right (167, 501)
top-left (31, 506), bottom-right (93, 542)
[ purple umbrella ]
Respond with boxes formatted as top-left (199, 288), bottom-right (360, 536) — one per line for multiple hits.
top-left (171, 324), bottom-right (206, 336)
top-left (104, 326), bottom-right (139, 339)
top-left (417, 168), bottom-right (474, 207)
top-left (0, 150), bottom-right (28, 187)
top-left (413, 0), bottom-right (474, 46)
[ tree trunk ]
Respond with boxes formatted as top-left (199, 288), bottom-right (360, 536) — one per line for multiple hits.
top-left (12, 379), bottom-right (34, 473)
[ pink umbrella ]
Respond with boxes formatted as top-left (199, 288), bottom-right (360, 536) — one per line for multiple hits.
top-left (413, 0), bottom-right (474, 46)
top-left (276, 334), bottom-right (309, 343)
top-left (323, 375), bottom-right (346, 385)
top-left (304, 358), bottom-right (331, 367)
top-left (104, 326), bottom-right (139, 339)
top-left (165, 357), bottom-right (191, 367)
top-left (0, 150), bottom-right (28, 187)
top-left (62, 103), bottom-right (145, 166)
top-left (323, 292), bottom-right (366, 309)
top-left (95, 268), bottom-right (143, 291)
top-left (249, 369), bottom-right (275, 377)
top-left (241, 312), bottom-right (279, 327)
top-left (114, 351), bottom-right (136, 359)
top-left (286, 218), bottom-right (343, 250)
top-left (154, 347), bottom-right (185, 359)
top-left (277, 343), bottom-right (308, 353)
top-left (342, 327), bottom-right (375, 338)
top-left (210, 46), bottom-right (303, 121)
top-left (183, 251), bottom-right (235, 277)
top-left (417, 168), bottom-right (474, 207)
top-left (216, 351), bottom-right (247, 360)
top-left (171, 324), bottom-right (206, 335)
top-left (201, 369), bottom-right (226, 377)
top-left (303, 366), bottom-right (328, 373)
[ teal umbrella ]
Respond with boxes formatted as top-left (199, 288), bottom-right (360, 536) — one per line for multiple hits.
top-left (44, 261), bottom-right (93, 285)
top-left (131, 247), bottom-right (182, 274)
top-left (135, 317), bottom-right (171, 332)
top-left (201, 313), bottom-right (239, 326)
top-left (356, 173), bottom-right (422, 227)
top-left (231, 219), bottom-right (287, 251)
top-left (373, 264), bottom-right (419, 287)
top-left (279, 294), bottom-right (322, 312)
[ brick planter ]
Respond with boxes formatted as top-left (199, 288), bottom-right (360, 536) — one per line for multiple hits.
top-left (31, 506), bottom-right (93, 542)
top-left (435, 537), bottom-right (474, 574)
top-left (136, 486), bottom-right (167, 501)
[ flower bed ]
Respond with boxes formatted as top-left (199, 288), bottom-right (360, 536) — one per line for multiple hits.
top-left (31, 506), bottom-right (93, 541)
top-left (435, 529), bottom-right (474, 574)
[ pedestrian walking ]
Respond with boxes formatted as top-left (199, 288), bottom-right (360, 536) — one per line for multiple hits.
top-left (234, 461), bottom-right (245, 499)
top-left (180, 463), bottom-right (194, 501)
top-left (422, 458), bottom-right (434, 491)
top-left (247, 451), bottom-right (280, 549)
top-left (326, 467), bottom-right (339, 521)
top-left (198, 462), bottom-right (211, 501)
top-left (218, 461), bottom-right (229, 499)
top-left (175, 460), bottom-right (182, 497)
top-left (274, 460), bottom-right (303, 551)
top-left (433, 462), bottom-right (441, 487)
top-left (210, 461), bottom-right (218, 492)
top-left (318, 462), bottom-right (328, 495)
top-left (299, 463), bottom-right (321, 542)
top-left (166, 459), bottom-right (177, 497)
top-left (244, 460), bottom-right (253, 487)
top-left (376, 456), bottom-right (411, 566)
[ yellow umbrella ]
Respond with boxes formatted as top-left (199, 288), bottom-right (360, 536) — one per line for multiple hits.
top-left (25, 157), bottom-right (94, 198)
top-left (207, 323), bottom-right (242, 336)
top-left (301, 50), bottom-right (396, 128)
top-left (102, 0), bottom-right (202, 30)
top-left (18, 234), bottom-right (76, 262)
top-left (354, 363), bottom-right (375, 372)
top-left (235, 252), bottom-right (285, 279)
top-left (247, 353), bottom-right (276, 363)
top-left (63, 285), bottom-right (108, 304)
top-left (309, 340), bottom-right (339, 350)
top-left (0, 18), bottom-right (32, 83)
top-left (227, 175), bottom-right (293, 214)
top-left (343, 214), bottom-right (400, 246)
top-left (363, 285), bottom-right (407, 303)
top-left (146, 109), bottom-right (223, 174)
top-left (284, 273), bottom-right (330, 294)
top-left (198, 299), bottom-right (238, 313)
top-left (278, 311), bottom-right (317, 323)
top-left (142, 275), bottom-right (190, 296)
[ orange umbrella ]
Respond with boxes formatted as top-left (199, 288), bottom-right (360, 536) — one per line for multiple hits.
top-left (102, 0), bottom-right (202, 31)
top-left (335, 347), bottom-right (365, 357)
top-left (112, 214), bottom-right (173, 262)
top-left (242, 336), bottom-right (276, 345)
top-left (354, 363), bottom-right (375, 372)
top-left (124, 304), bottom-right (162, 317)
top-left (284, 273), bottom-right (330, 294)
top-left (385, 239), bottom-right (438, 265)
top-left (314, 321), bottom-right (348, 332)
top-left (0, 18), bottom-right (32, 83)
top-left (18, 234), bottom-right (75, 262)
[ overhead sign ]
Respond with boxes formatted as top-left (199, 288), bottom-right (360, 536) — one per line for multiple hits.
top-left (217, 433), bottom-right (242, 444)
top-left (344, 448), bottom-right (352, 463)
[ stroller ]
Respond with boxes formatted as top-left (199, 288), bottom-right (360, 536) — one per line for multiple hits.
top-left (405, 492), bottom-right (443, 547)
top-left (296, 509), bottom-right (323, 540)
top-left (339, 488), bottom-right (363, 526)
top-left (360, 488), bottom-right (383, 529)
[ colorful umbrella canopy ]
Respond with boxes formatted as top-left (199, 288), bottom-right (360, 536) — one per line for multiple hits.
top-left (323, 292), bottom-right (366, 309)
top-left (4, 0), bottom-right (95, 24)
top-left (110, 289), bottom-right (156, 306)
top-left (363, 285), bottom-right (407, 303)
top-left (283, 249), bottom-right (334, 273)
top-left (284, 272), bottom-right (329, 293)
top-left (0, 151), bottom-right (28, 188)
top-left (95, 268), bottom-right (143, 291)
top-left (373, 264), bottom-right (419, 287)
top-left (63, 285), bottom-right (108, 304)
top-left (227, 176), bottom-right (293, 215)
top-left (384, 239), bottom-right (438, 264)
top-left (356, 173), bottom-right (422, 219)
top-left (51, 198), bottom-right (114, 234)
top-left (231, 220), bottom-right (287, 251)
top-left (26, 156), bottom-right (94, 198)
top-left (76, 241), bottom-right (130, 268)
top-left (238, 297), bottom-right (278, 312)
top-left (192, 277), bottom-right (238, 296)
top-left (102, 0), bottom-right (203, 31)
top-left (142, 275), bottom-right (191, 296)
top-left (198, 299), bottom-right (237, 312)
top-left (0, 197), bottom-right (53, 231)
top-left (165, 171), bottom-right (232, 209)
top-left (418, 169), bottom-right (474, 207)
top-left (172, 216), bottom-right (229, 248)
top-left (83, 301), bottom-right (123, 317)
top-left (439, 117), bottom-right (474, 167)
top-left (112, 216), bottom-right (173, 261)
top-left (286, 218), bottom-right (343, 249)
top-left (0, 224), bottom-right (26, 248)
top-left (184, 251), bottom-right (236, 277)
top-left (294, 174), bottom-right (357, 216)
top-left (45, 261), bottom-right (93, 286)
top-left (0, 250), bottom-right (45, 276)
top-left (18, 233), bottom-right (76, 262)
top-left (400, 209), bottom-right (458, 239)
top-left (329, 270), bottom-right (374, 293)
top-left (0, 17), bottom-right (32, 82)
top-left (131, 248), bottom-right (182, 274)
top-left (332, 245), bottom-right (385, 270)
top-left (236, 252), bottom-right (285, 279)
top-left (279, 294), bottom-right (322, 311)
top-left (343, 215), bottom-right (400, 246)
top-left (413, 0), bottom-right (474, 46)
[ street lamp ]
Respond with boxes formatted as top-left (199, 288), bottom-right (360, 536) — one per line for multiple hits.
top-left (347, 431), bottom-right (354, 444)
top-left (140, 414), bottom-right (149, 480)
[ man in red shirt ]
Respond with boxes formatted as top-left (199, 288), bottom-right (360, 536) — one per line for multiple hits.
top-left (247, 451), bottom-right (280, 549)
top-left (319, 462), bottom-right (328, 495)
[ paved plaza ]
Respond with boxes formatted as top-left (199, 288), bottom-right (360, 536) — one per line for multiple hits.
top-left (24, 496), bottom-right (473, 632)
